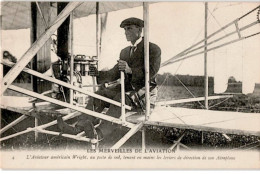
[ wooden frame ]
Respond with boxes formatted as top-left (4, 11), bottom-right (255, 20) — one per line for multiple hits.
top-left (1, 2), bottom-right (259, 151)
top-left (2, 61), bottom-right (132, 111)
top-left (156, 95), bottom-right (233, 106)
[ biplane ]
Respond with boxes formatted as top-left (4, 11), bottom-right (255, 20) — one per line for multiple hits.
top-left (1, 2), bottom-right (260, 150)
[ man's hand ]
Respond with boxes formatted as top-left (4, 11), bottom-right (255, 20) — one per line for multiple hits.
top-left (118, 60), bottom-right (132, 74)
top-left (88, 66), bottom-right (99, 76)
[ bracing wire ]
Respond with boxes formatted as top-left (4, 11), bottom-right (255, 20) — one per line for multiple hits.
top-left (174, 75), bottom-right (206, 109)
top-left (10, 2), bottom-right (20, 28)
top-left (208, 96), bottom-right (231, 109)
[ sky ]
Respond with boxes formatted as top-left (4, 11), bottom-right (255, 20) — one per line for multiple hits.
top-left (1, 2), bottom-right (260, 89)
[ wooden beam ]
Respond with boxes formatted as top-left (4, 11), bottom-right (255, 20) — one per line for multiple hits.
top-left (169, 131), bottom-right (186, 150)
top-left (111, 122), bottom-right (143, 149)
top-left (8, 85), bottom-right (135, 128)
top-left (2, 61), bottom-right (132, 110)
top-left (177, 21), bottom-right (258, 59)
top-left (161, 14), bottom-right (259, 68)
top-left (156, 95), bottom-right (233, 106)
top-left (143, 2), bottom-right (150, 120)
top-left (0, 114), bottom-right (29, 135)
top-left (37, 112), bottom-right (80, 129)
top-left (1, 105), bottom-right (66, 118)
top-left (0, 112), bottom-right (79, 142)
top-left (164, 36), bottom-right (247, 65)
top-left (92, 2), bottom-right (100, 93)
top-left (1, 2), bottom-right (82, 95)
top-left (0, 128), bottom-right (33, 142)
top-left (36, 129), bottom-right (98, 143)
top-left (143, 120), bottom-right (260, 137)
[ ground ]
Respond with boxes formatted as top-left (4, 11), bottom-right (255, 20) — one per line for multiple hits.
top-left (1, 83), bottom-right (260, 150)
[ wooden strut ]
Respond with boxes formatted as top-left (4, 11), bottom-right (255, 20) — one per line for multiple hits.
top-left (0, 112), bottom-right (98, 143)
top-left (0, 112), bottom-right (82, 142)
top-left (178, 20), bottom-right (258, 60)
top-left (0, 105), bottom-right (67, 121)
top-left (7, 85), bottom-right (135, 128)
top-left (1, 61), bottom-right (132, 111)
top-left (93, 1), bottom-right (100, 93)
top-left (156, 95), bottom-right (233, 106)
top-left (1, 2), bottom-right (83, 95)
top-left (0, 109), bottom-right (33, 134)
top-left (169, 131), bottom-right (191, 151)
top-left (111, 122), bottom-right (144, 149)
top-left (167, 35), bottom-right (253, 65)
top-left (143, 2), bottom-right (150, 120)
top-left (161, 11), bottom-right (259, 67)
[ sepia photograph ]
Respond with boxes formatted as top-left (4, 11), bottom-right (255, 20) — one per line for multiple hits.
top-left (0, 1), bottom-right (260, 169)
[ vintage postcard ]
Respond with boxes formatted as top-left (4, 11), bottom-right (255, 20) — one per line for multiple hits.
top-left (0, 1), bottom-right (260, 169)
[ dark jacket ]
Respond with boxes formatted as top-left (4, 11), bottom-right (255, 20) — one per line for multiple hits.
top-left (97, 38), bottom-right (161, 92)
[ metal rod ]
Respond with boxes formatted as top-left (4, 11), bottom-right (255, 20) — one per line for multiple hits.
top-left (1, 2), bottom-right (82, 95)
top-left (204, 2), bottom-right (208, 110)
top-left (8, 85), bottom-right (135, 128)
top-left (167, 36), bottom-right (246, 65)
top-left (143, 2), bottom-right (150, 120)
top-left (121, 72), bottom-right (126, 122)
top-left (70, 12), bottom-right (74, 104)
top-left (2, 61), bottom-right (132, 110)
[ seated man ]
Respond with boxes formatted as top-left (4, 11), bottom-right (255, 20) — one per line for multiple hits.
top-left (57, 17), bottom-right (161, 140)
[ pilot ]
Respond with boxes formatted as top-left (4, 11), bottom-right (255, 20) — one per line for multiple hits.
top-left (57, 17), bottom-right (161, 141)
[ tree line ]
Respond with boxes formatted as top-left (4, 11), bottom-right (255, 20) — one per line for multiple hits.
top-left (156, 73), bottom-right (214, 87)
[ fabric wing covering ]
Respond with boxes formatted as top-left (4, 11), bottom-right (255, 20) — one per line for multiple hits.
top-left (1, 1), bottom-right (145, 30)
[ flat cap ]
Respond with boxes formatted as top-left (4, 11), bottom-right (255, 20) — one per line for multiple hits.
top-left (120, 17), bottom-right (144, 28)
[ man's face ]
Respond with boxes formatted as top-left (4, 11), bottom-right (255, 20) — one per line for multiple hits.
top-left (124, 25), bottom-right (142, 43)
